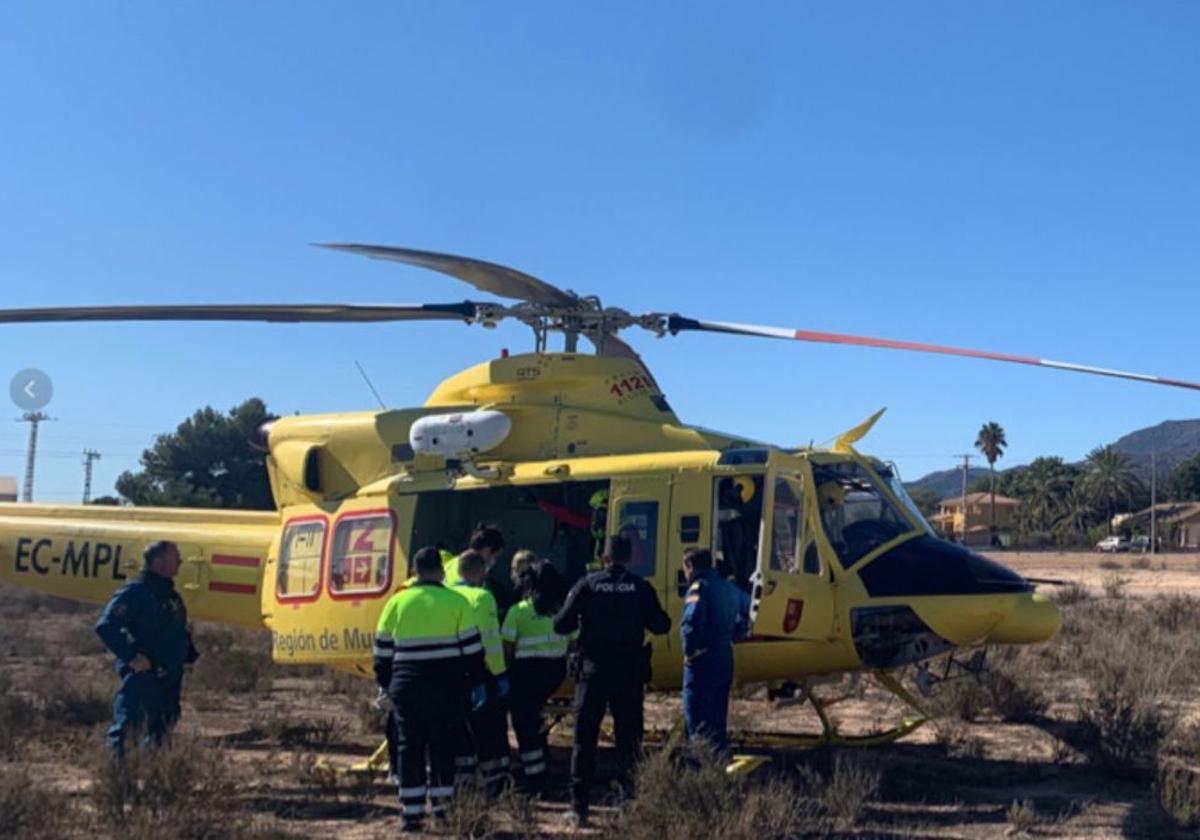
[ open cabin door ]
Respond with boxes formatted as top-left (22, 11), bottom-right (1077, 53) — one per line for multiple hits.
top-left (607, 473), bottom-right (673, 672)
top-left (749, 464), bottom-right (835, 641)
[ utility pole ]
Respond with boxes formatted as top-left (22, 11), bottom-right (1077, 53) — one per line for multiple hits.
top-left (18, 411), bottom-right (51, 502)
top-left (1150, 450), bottom-right (1158, 555)
top-left (82, 448), bottom-right (102, 504)
top-left (957, 454), bottom-right (973, 542)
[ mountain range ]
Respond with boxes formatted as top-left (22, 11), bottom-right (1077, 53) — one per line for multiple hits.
top-left (906, 418), bottom-right (1200, 500)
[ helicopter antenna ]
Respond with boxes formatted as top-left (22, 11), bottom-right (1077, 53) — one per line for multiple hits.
top-left (354, 360), bottom-right (388, 410)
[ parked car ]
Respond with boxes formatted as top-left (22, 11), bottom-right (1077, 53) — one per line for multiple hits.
top-left (1096, 535), bottom-right (1130, 553)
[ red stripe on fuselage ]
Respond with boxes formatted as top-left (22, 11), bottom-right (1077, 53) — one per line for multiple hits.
top-left (208, 581), bottom-right (257, 595)
top-left (212, 554), bottom-right (260, 568)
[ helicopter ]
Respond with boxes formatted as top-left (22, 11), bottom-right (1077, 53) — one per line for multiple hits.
top-left (1, 243), bottom-right (1196, 751)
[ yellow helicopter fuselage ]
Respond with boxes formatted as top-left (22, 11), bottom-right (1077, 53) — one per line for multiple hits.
top-left (0, 352), bottom-right (1060, 690)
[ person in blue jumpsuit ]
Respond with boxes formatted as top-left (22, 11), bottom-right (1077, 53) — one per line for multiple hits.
top-left (95, 540), bottom-right (199, 756)
top-left (679, 547), bottom-right (747, 758)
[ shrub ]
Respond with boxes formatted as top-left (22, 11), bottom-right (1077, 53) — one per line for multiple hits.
top-left (35, 671), bottom-right (112, 729)
top-left (1079, 674), bottom-right (1173, 776)
top-left (987, 669), bottom-right (1049, 723)
top-left (189, 624), bottom-right (274, 695)
top-left (89, 737), bottom-right (280, 839)
top-left (0, 674), bottom-right (37, 757)
top-left (1158, 762), bottom-right (1200, 830)
top-left (1098, 559), bottom-right (1122, 571)
top-left (930, 678), bottom-right (990, 722)
top-left (0, 766), bottom-right (70, 838)
top-left (1052, 581), bottom-right (1091, 606)
top-left (1006, 798), bottom-right (1038, 834)
top-left (1101, 573), bottom-right (1129, 599)
top-left (1129, 555), bottom-right (1151, 571)
top-left (617, 746), bottom-right (818, 840)
top-left (820, 754), bottom-right (881, 829)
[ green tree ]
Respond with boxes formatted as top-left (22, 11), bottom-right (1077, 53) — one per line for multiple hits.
top-left (908, 487), bottom-right (941, 521)
top-left (1079, 445), bottom-right (1142, 535)
top-left (1014, 457), bottom-right (1080, 536)
top-left (115, 398), bottom-right (274, 510)
top-left (974, 421), bottom-right (1007, 540)
top-left (1167, 452), bottom-right (1200, 502)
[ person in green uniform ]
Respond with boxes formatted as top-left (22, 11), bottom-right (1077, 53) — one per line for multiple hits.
top-left (453, 548), bottom-right (511, 793)
top-left (374, 546), bottom-right (487, 832)
top-left (502, 551), bottom-right (572, 793)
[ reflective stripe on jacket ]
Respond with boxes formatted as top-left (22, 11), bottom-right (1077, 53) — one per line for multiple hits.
top-left (373, 581), bottom-right (484, 690)
top-left (501, 599), bottom-right (574, 659)
top-left (455, 581), bottom-right (506, 676)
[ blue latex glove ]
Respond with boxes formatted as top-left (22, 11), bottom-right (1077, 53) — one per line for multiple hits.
top-left (471, 683), bottom-right (488, 711)
top-left (495, 675), bottom-right (510, 699)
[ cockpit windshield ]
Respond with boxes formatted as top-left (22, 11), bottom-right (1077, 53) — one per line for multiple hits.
top-left (874, 462), bottom-right (936, 537)
top-left (813, 460), bottom-right (918, 568)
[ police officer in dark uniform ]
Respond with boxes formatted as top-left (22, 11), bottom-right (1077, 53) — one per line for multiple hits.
top-left (95, 540), bottom-right (198, 756)
top-left (553, 534), bottom-right (671, 826)
top-left (680, 547), bottom-right (747, 758)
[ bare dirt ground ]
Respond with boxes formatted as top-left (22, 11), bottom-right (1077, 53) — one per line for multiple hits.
top-left (4, 551), bottom-right (1200, 838)
top-left (995, 550), bottom-right (1200, 600)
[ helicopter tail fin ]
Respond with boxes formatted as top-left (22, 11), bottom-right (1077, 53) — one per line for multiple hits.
top-left (834, 408), bottom-right (887, 453)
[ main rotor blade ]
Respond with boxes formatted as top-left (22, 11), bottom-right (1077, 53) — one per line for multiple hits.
top-left (0, 302), bottom-right (480, 324)
top-left (316, 243), bottom-right (578, 307)
top-left (667, 315), bottom-right (1200, 392)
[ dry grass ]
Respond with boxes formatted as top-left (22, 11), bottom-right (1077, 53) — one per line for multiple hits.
top-left (0, 766), bottom-right (72, 838)
top-left (618, 745), bottom-right (821, 840)
top-left (189, 624), bottom-right (276, 696)
top-left (1101, 572), bottom-right (1129, 598)
top-left (1006, 798), bottom-right (1038, 834)
top-left (89, 737), bottom-right (288, 839)
top-left (10, 565), bottom-right (1200, 837)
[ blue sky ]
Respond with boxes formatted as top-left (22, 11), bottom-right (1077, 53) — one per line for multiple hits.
top-left (1, 2), bottom-right (1198, 502)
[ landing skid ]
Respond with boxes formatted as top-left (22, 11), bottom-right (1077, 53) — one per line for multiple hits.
top-left (734, 670), bottom-right (929, 749)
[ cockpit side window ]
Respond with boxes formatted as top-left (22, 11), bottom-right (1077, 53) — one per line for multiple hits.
top-left (813, 462), bottom-right (914, 569)
top-left (769, 476), bottom-right (803, 574)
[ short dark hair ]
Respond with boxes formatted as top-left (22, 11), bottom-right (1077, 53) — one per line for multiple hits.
top-left (457, 549), bottom-right (486, 578)
top-left (469, 524), bottom-right (505, 553)
top-left (606, 534), bottom-right (632, 565)
top-left (143, 540), bottom-right (177, 567)
top-left (683, 547), bottom-right (713, 571)
top-left (413, 546), bottom-right (444, 575)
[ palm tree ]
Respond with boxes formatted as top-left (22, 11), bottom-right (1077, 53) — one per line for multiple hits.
top-left (1022, 469), bottom-right (1072, 534)
top-left (1080, 446), bottom-right (1142, 535)
top-left (975, 422), bottom-right (1008, 542)
top-left (1053, 488), bottom-right (1096, 546)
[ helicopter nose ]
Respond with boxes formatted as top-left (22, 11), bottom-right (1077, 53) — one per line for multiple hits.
top-left (985, 592), bottom-right (1062, 645)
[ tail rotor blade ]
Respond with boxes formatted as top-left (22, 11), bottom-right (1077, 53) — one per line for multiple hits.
top-left (666, 315), bottom-right (1200, 392)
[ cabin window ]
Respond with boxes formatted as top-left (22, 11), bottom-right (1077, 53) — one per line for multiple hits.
top-left (617, 500), bottom-right (658, 578)
top-left (769, 476), bottom-right (804, 573)
top-left (329, 511), bottom-right (394, 598)
top-left (277, 517), bottom-right (326, 601)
